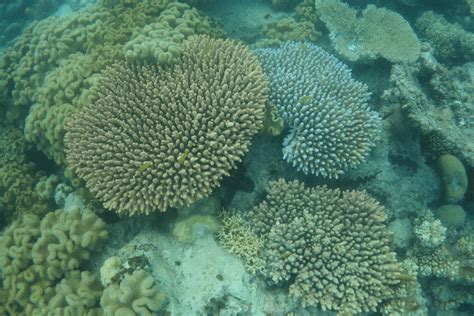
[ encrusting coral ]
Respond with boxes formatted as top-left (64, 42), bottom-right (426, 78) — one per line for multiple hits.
top-left (247, 179), bottom-right (402, 314)
top-left (65, 35), bottom-right (268, 215)
top-left (255, 41), bottom-right (380, 178)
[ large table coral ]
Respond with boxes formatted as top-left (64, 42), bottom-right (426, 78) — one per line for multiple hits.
top-left (65, 35), bottom-right (268, 215)
top-left (314, 0), bottom-right (420, 63)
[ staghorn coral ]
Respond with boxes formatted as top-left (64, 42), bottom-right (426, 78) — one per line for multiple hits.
top-left (0, 207), bottom-right (107, 314)
top-left (314, 0), bottom-right (420, 63)
top-left (65, 35), bottom-right (268, 215)
top-left (218, 213), bottom-right (265, 274)
top-left (255, 42), bottom-right (380, 178)
top-left (247, 179), bottom-right (401, 314)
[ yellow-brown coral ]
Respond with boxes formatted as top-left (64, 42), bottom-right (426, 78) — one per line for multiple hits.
top-left (65, 35), bottom-right (268, 215)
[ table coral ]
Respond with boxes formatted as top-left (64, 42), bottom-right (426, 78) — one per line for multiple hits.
top-left (314, 0), bottom-right (420, 63)
top-left (65, 35), bottom-right (268, 215)
top-left (247, 179), bottom-right (401, 314)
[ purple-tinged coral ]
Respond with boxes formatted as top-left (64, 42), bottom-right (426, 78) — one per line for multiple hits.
top-left (255, 42), bottom-right (380, 178)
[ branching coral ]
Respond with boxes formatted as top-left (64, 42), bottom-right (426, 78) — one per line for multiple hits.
top-left (218, 213), bottom-right (265, 274)
top-left (247, 179), bottom-right (401, 314)
top-left (255, 42), bottom-right (380, 178)
top-left (65, 35), bottom-right (268, 215)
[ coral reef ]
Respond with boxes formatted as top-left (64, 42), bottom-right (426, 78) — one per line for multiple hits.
top-left (0, 0), bottom-right (221, 168)
top-left (382, 46), bottom-right (474, 168)
top-left (314, 0), bottom-right (420, 62)
top-left (0, 207), bottom-right (108, 314)
top-left (0, 0), bottom-right (66, 48)
top-left (256, 41), bottom-right (380, 178)
top-left (416, 11), bottom-right (474, 63)
top-left (65, 35), bottom-right (268, 215)
top-left (247, 179), bottom-right (401, 314)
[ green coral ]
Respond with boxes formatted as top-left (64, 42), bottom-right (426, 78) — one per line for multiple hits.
top-left (0, 207), bottom-right (108, 314)
top-left (171, 214), bottom-right (221, 244)
top-left (314, 0), bottom-right (420, 62)
top-left (0, 126), bottom-right (54, 224)
top-left (434, 204), bottom-right (466, 228)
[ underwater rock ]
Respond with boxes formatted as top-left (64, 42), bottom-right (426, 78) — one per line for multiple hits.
top-left (171, 214), bottom-right (221, 244)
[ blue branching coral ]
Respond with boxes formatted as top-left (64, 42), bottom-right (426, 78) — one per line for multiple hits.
top-left (255, 42), bottom-right (381, 178)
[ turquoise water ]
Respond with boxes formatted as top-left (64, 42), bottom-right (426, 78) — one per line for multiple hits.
top-left (0, 0), bottom-right (473, 315)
